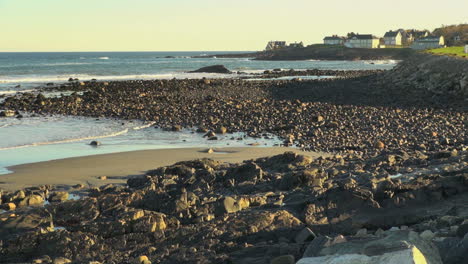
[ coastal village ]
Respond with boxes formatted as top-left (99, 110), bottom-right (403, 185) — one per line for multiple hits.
top-left (266, 25), bottom-right (468, 54)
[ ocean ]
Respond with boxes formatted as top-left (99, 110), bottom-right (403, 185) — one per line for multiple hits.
top-left (0, 52), bottom-right (399, 173)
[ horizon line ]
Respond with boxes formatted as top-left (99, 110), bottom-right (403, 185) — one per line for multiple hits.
top-left (0, 50), bottom-right (259, 53)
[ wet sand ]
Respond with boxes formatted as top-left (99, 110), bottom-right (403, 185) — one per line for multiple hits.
top-left (1, 147), bottom-right (324, 191)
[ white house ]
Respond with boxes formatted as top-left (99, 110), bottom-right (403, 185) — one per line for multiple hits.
top-left (411, 36), bottom-right (445, 50)
top-left (345, 34), bottom-right (380, 49)
top-left (465, 45), bottom-right (468, 54)
top-left (323, 36), bottom-right (345, 45)
top-left (384, 31), bottom-right (402, 46)
top-left (265, 41), bottom-right (287, 51)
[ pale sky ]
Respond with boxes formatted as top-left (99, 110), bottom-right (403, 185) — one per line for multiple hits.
top-left (1, 0), bottom-right (467, 52)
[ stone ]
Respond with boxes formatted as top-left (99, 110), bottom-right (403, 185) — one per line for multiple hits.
top-left (206, 148), bottom-right (214, 154)
top-left (456, 220), bottom-right (468, 237)
top-left (18, 194), bottom-right (44, 207)
top-left (48, 192), bottom-right (69, 202)
top-left (302, 231), bottom-right (442, 264)
top-left (216, 196), bottom-right (242, 215)
top-left (0, 110), bottom-right (15, 117)
top-left (215, 126), bottom-right (228, 134)
top-left (171, 125), bottom-right (182, 131)
top-left (356, 228), bottom-right (368, 237)
top-left (189, 65), bottom-right (231, 74)
top-left (374, 141), bottom-right (385, 149)
top-left (99, 176), bottom-right (107, 180)
top-left (297, 246), bottom-right (429, 264)
top-left (134, 255), bottom-right (151, 264)
top-left (271, 255), bottom-right (295, 264)
top-left (420, 230), bottom-right (435, 241)
top-left (3, 202), bottom-right (16, 211)
top-left (295, 227), bottom-right (317, 244)
top-left (225, 162), bottom-right (263, 183)
top-left (89, 141), bottom-right (101, 146)
top-left (53, 257), bottom-right (72, 264)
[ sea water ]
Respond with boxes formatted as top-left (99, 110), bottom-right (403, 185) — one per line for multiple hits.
top-left (0, 52), bottom-right (398, 172)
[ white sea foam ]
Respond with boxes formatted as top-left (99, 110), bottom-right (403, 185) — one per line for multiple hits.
top-left (0, 89), bottom-right (34, 95)
top-left (0, 128), bottom-right (129, 151)
top-left (132, 122), bottom-right (156, 130)
top-left (0, 72), bottom-right (241, 86)
top-left (99, 57), bottom-right (109, 60)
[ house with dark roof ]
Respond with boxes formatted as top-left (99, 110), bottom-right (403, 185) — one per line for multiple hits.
top-left (384, 30), bottom-right (402, 46)
top-left (323, 35), bottom-right (345, 45)
top-left (411, 36), bottom-right (445, 50)
top-left (345, 34), bottom-right (380, 48)
top-left (265, 41), bottom-right (287, 51)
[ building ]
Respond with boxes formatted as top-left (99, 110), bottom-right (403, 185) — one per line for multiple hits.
top-left (289, 41), bottom-right (304, 48)
top-left (465, 45), bottom-right (468, 54)
top-left (406, 30), bottom-right (430, 44)
top-left (384, 31), bottom-right (402, 46)
top-left (265, 41), bottom-right (287, 51)
top-left (345, 34), bottom-right (380, 48)
top-left (323, 35), bottom-right (345, 45)
top-left (411, 36), bottom-right (445, 50)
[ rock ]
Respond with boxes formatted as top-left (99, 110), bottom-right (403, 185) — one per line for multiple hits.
top-left (420, 230), bottom-right (435, 241)
top-left (171, 125), bottom-right (182, 131)
top-left (225, 162), bottom-right (263, 183)
top-left (134, 255), bottom-right (151, 264)
top-left (204, 131), bottom-right (216, 138)
top-left (297, 246), bottom-right (429, 264)
top-left (0, 211), bottom-right (53, 237)
top-left (301, 231), bottom-right (442, 264)
top-left (312, 115), bottom-right (324, 122)
top-left (374, 140), bottom-right (385, 149)
top-left (356, 228), bottom-right (368, 237)
top-left (89, 141), bottom-right (101, 146)
top-left (98, 176), bottom-right (107, 180)
top-left (205, 148), bottom-right (214, 154)
top-left (215, 126), bottom-right (228, 134)
top-left (271, 255), bottom-right (295, 264)
top-left (216, 196), bottom-right (242, 215)
top-left (295, 227), bottom-right (317, 243)
top-left (456, 220), bottom-right (468, 238)
top-left (189, 65), bottom-right (231, 74)
top-left (443, 233), bottom-right (468, 264)
top-left (53, 257), bottom-right (72, 264)
top-left (0, 110), bottom-right (16, 117)
top-left (18, 194), bottom-right (44, 207)
top-left (48, 192), bottom-right (69, 202)
top-left (3, 202), bottom-right (16, 211)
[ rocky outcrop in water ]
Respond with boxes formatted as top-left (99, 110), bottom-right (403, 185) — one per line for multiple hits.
top-left (189, 65), bottom-right (231, 74)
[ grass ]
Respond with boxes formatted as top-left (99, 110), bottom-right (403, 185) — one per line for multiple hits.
top-left (425, 46), bottom-right (467, 58)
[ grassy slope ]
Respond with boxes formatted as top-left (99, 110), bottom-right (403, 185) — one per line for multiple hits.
top-left (425, 46), bottom-right (467, 58)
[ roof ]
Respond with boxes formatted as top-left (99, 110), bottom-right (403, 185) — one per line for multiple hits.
top-left (384, 31), bottom-right (400, 37)
top-left (352, 34), bottom-right (378, 40)
top-left (324, 36), bottom-right (344, 40)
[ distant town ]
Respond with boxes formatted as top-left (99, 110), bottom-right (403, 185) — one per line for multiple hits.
top-left (265, 24), bottom-right (468, 54)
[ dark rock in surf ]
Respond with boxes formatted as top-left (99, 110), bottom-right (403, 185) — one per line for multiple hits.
top-left (189, 65), bottom-right (231, 74)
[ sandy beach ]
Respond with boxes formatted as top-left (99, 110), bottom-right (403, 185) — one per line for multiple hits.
top-left (1, 147), bottom-right (323, 191)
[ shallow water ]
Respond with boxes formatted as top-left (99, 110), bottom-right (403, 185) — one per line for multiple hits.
top-left (0, 115), bottom-right (281, 174)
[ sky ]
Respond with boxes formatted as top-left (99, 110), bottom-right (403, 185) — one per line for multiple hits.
top-left (0, 0), bottom-right (467, 52)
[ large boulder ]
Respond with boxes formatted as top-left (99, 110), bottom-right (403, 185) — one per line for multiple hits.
top-left (298, 246), bottom-right (428, 264)
top-left (301, 230), bottom-right (442, 264)
top-left (189, 65), bottom-right (231, 74)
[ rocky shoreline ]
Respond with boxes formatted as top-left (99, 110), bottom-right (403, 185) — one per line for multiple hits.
top-left (0, 54), bottom-right (467, 263)
top-left (1, 150), bottom-right (467, 263)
